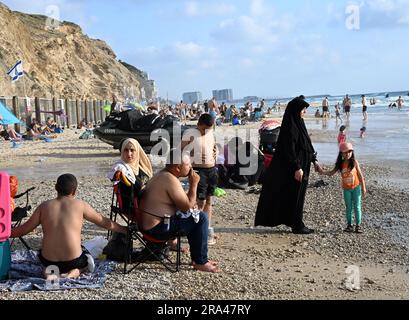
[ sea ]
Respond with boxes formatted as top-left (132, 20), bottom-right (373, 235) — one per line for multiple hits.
top-left (237, 91), bottom-right (409, 167)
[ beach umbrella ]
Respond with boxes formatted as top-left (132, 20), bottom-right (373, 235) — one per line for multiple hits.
top-left (0, 102), bottom-right (20, 125)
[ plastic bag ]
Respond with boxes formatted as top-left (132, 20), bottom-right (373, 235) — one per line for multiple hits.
top-left (83, 236), bottom-right (108, 259)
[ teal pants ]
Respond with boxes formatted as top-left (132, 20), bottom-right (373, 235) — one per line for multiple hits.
top-left (343, 185), bottom-right (362, 225)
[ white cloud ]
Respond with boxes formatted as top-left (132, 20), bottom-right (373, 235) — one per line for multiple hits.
top-left (240, 58), bottom-right (255, 67)
top-left (184, 1), bottom-right (236, 17)
top-left (212, 0), bottom-right (296, 46)
top-left (174, 41), bottom-right (204, 58)
top-left (185, 1), bottom-right (199, 17)
top-left (367, 0), bottom-right (397, 12)
top-left (250, 0), bottom-right (265, 17)
top-left (328, 0), bottom-right (409, 28)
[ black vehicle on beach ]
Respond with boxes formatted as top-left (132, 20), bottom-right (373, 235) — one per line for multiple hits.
top-left (94, 110), bottom-right (193, 154)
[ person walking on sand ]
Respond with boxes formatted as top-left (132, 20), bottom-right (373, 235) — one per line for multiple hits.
top-left (10, 174), bottom-right (127, 280)
top-left (255, 96), bottom-right (321, 234)
top-left (316, 142), bottom-right (367, 233)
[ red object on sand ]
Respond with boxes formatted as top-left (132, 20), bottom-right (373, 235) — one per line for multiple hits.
top-left (263, 154), bottom-right (273, 168)
top-left (0, 172), bottom-right (11, 242)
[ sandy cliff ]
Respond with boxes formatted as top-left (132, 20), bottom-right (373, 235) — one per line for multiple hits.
top-left (0, 2), bottom-right (153, 100)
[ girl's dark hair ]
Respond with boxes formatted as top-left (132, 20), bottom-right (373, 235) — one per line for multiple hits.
top-left (334, 151), bottom-right (355, 172)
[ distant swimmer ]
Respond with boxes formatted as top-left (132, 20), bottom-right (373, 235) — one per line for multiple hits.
top-left (335, 103), bottom-right (342, 122)
top-left (396, 96), bottom-right (405, 110)
top-left (322, 97), bottom-right (330, 119)
top-left (361, 95), bottom-right (368, 121)
top-left (343, 94), bottom-right (352, 121)
top-left (360, 126), bottom-right (367, 139)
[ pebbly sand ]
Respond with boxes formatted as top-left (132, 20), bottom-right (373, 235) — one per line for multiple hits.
top-left (0, 121), bottom-right (408, 300)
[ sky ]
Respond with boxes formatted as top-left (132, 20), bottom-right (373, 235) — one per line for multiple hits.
top-left (2, 0), bottom-right (409, 100)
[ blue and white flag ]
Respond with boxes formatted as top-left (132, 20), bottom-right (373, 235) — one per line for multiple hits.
top-left (7, 60), bottom-right (24, 82)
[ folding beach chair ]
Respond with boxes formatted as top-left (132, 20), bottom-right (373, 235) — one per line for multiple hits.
top-left (10, 178), bottom-right (35, 250)
top-left (107, 171), bottom-right (181, 274)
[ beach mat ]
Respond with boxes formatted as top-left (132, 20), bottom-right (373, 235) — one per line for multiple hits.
top-left (0, 250), bottom-right (116, 292)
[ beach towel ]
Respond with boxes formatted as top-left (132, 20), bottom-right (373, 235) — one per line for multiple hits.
top-left (0, 250), bottom-right (116, 292)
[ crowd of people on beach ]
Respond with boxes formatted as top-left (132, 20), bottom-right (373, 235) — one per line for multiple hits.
top-left (110, 94), bottom-right (275, 127)
top-left (0, 115), bottom-right (63, 143)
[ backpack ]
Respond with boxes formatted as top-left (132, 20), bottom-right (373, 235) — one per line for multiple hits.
top-left (102, 232), bottom-right (129, 262)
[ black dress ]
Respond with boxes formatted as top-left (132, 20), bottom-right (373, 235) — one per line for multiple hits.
top-left (255, 97), bottom-right (317, 231)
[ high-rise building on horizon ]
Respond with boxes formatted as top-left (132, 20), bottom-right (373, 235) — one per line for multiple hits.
top-left (212, 89), bottom-right (233, 102)
top-left (182, 91), bottom-right (203, 104)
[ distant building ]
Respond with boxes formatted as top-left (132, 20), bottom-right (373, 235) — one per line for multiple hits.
top-left (212, 89), bottom-right (233, 102)
top-left (182, 92), bottom-right (202, 104)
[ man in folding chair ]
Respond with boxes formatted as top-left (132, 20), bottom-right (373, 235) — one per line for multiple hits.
top-left (138, 149), bottom-right (221, 273)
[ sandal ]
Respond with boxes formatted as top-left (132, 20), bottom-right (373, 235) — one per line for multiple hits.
top-left (343, 225), bottom-right (354, 233)
top-left (208, 236), bottom-right (217, 246)
top-left (355, 225), bottom-right (363, 234)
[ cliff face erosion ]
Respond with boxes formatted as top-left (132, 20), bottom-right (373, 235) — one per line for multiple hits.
top-left (0, 2), bottom-right (155, 101)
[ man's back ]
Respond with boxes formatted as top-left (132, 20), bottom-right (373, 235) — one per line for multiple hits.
top-left (40, 198), bottom-right (84, 262)
top-left (140, 171), bottom-right (179, 230)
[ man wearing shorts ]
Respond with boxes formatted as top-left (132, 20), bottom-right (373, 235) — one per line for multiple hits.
top-left (361, 95), bottom-right (368, 121)
top-left (184, 114), bottom-right (218, 245)
top-left (11, 174), bottom-right (127, 280)
top-left (343, 94), bottom-right (352, 121)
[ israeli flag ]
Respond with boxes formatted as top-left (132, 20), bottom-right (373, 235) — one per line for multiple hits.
top-left (7, 60), bottom-right (24, 82)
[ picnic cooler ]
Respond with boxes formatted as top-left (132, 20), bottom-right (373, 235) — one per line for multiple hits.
top-left (0, 240), bottom-right (11, 280)
top-left (0, 172), bottom-right (11, 279)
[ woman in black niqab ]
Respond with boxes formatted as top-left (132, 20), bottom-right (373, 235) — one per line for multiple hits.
top-left (255, 96), bottom-right (318, 234)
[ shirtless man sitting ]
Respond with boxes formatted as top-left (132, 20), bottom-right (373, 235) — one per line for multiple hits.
top-left (10, 174), bottom-right (127, 280)
top-left (138, 149), bottom-right (221, 273)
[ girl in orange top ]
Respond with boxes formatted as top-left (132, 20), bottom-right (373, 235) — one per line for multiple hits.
top-left (318, 142), bottom-right (367, 233)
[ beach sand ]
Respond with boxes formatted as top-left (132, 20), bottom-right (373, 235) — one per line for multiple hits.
top-left (0, 123), bottom-right (408, 300)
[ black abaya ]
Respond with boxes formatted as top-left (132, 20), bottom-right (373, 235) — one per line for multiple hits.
top-left (255, 97), bottom-right (317, 230)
